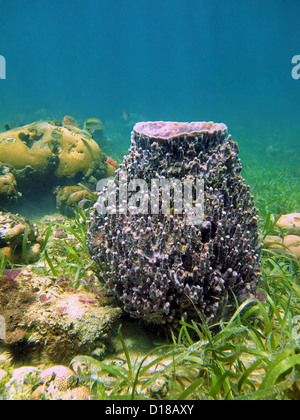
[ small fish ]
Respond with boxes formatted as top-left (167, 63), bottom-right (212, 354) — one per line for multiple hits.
top-left (83, 118), bottom-right (104, 132)
top-left (4, 124), bottom-right (10, 131)
top-left (123, 109), bottom-right (129, 121)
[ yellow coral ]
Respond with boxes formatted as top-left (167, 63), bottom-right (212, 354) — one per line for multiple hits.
top-left (0, 121), bottom-right (103, 178)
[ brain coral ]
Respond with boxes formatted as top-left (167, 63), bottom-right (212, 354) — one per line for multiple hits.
top-left (0, 121), bottom-right (109, 209)
top-left (87, 121), bottom-right (261, 326)
top-left (0, 121), bottom-right (105, 178)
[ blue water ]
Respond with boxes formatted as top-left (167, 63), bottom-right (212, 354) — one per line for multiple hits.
top-left (0, 0), bottom-right (300, 149)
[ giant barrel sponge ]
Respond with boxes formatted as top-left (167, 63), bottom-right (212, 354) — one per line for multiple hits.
top-left (88, 121), bottom-right (261, 326)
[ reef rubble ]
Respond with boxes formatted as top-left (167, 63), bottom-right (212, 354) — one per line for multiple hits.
top-left (0, 266), bottom-right (121, 365)
top-left (0, 211), bottom-right (42, 264)
top-left (2, 364), bottom-right (93, 400)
